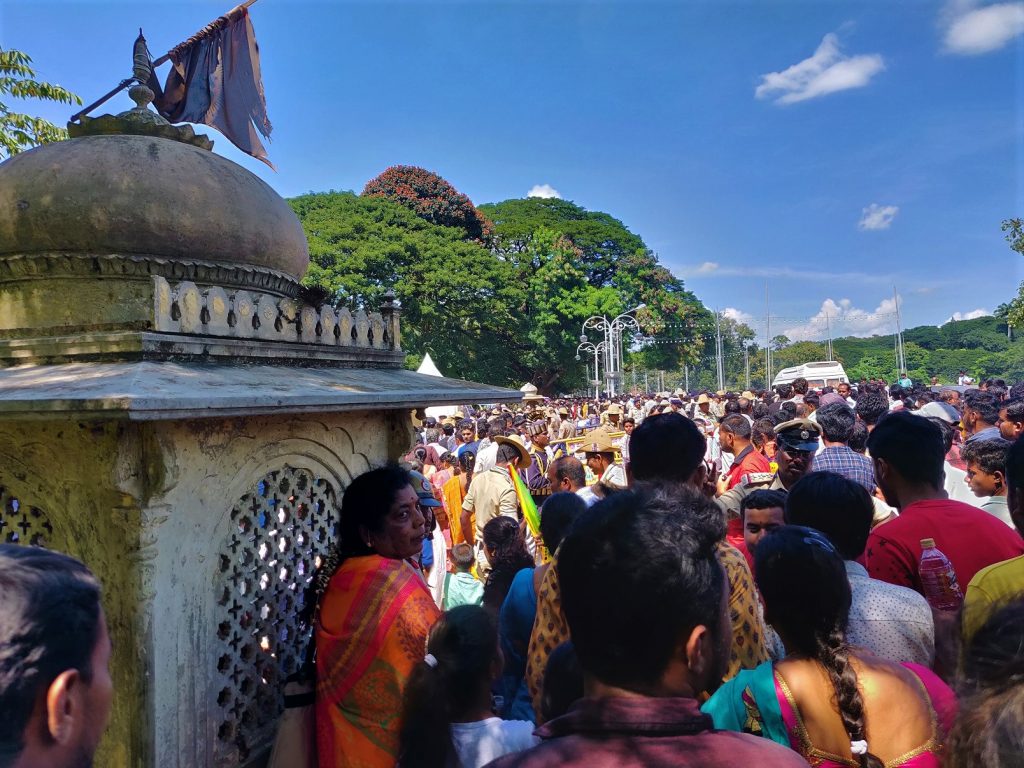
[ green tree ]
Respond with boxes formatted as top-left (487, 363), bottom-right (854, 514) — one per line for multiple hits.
top-left (292, 191), bottom-right (520, 384)
top-left (1002, 218), bottom-right (1024, 330)
top-left (292, 191), bottom-right (639, 392)
top-left (482, 196), bottom-right (709, 374)
top-left (481, 197), bottom-right (646, 287)
top-left (0, 48), bottom-right (80, 158)
top-left (773, 341), bottom-right (828, 371)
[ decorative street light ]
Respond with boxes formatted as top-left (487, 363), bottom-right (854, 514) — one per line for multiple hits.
top-left (576, 340), bottom-right (607, 400)
top-left (581, 305), bottom-right (645, 397)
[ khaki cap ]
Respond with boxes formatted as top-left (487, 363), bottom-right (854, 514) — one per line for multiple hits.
top-left (582, 430), bottom-right (617, 454)
top-left (494, 434), bottom-right (532, 466)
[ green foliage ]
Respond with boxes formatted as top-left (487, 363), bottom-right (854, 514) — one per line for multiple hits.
top-left (294, 188), bottom-right (708, 393)
top-left (292, 191), bottom-right (520, 383)
top-left (483, 196), bottom-right (709, 375)
top-left (1001, 218), bottom-right (1024, 330)
top-left (773, 315), bottom-right (1023, 384)
top-left (774, 341), bottom-right (828, 370)
top-left (481, 197), bottom-right (646, 286)
top-left (362, 165), bottom-right (493, 240)
top-left (292, 191), bottom-right (631, 391)
top-left (0, 48), bottom-right (80, 158)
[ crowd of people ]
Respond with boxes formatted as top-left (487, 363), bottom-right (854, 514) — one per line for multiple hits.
top-left (3, 375), bottom-right (1024, 768)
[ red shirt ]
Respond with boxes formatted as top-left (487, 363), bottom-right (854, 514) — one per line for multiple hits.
top-left (724, 446), bottom-right (772, 572)
top-left (865, 498), bottom-right (1024, 595)
top-left (725, 445), bottom-right (771, 490)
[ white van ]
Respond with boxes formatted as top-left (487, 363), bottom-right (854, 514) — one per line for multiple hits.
top-left (771, 361), bottom-right (849, 390)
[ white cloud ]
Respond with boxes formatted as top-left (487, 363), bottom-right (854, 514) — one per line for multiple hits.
top-left (783, 296), bottom-right (900, 342)
top-left (755, 33), bottom-right (885, 105)
top-left (723, 307), bottom-right (757, 325)
top-left (526, 184), bottom-right (561, 199)
top-left (945, 308), bottom-right (990, 322)
top-left (695, 261), bottom-right (720, 274)
top-left (858, 203), bottom-right (900, 230)
top-left (944, 2), bottom-right (1024, 54)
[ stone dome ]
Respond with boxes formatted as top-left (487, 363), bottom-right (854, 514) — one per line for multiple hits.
top-left (0, 132), bottom-right (309, 287)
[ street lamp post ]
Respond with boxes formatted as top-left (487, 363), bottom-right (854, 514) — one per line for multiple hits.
top-left (582, 305), bottom-right (645, 398)
top-left (582, 316), bottom-right (612, 396)
top-left (576, 340), bottom-right (607, 401)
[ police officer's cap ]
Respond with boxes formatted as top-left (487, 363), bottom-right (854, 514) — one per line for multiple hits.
top-left (774, 418), bottom-right (821, 452)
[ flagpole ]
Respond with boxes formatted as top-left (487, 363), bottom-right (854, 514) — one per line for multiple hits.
top-left (70, 0), bottom-right (261, 123)
top-left (151, 0), bottom-right (260, 67)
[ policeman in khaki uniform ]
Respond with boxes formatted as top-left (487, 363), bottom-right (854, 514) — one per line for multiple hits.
top-left (555, 406), bottom-right (576, 440)
top-left (716, 418), bottom-right (820, 519)
top-left (600, 402), bottom-right (623, 429)
top-left (582, 429), bottom-right (628, 489)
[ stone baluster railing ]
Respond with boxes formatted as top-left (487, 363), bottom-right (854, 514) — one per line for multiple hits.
top-left (153, 277), bottom-right (401, 351)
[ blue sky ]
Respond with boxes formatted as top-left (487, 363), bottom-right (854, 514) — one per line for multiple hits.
top-left (3, 0), bottom-right (1023, 343)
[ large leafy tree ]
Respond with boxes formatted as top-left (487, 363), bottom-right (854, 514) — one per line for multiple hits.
top-left (481, 197), bottom-right (647, 287)
top-left (292, 191), bottom-right (518, 381)
top-left (363, 165), bottom-right (493, 241)
top-left (293, 192), bottom-right (613, 391)
top-left (481, 196), bottom-right (710, 378)
top-left (0, 48), bottom-right (80, 158)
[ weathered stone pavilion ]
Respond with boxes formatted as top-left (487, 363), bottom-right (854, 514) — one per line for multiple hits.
top-left (0, 94), bottom-right (518, 767)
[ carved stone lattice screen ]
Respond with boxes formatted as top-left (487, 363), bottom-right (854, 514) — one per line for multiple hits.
top-left (0, 487), bottom-right (52, 546)
top-left (214, 468), bottom-right (339, 764)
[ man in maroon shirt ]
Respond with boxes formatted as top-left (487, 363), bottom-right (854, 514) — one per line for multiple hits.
top-left (864, 410), bottom-right (1024, 594)
top-left (486, 485), bottom-right (807, 768)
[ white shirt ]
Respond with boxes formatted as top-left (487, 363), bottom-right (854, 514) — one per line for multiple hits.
top-left (473, 441), bottom-right (499, 474)
top-left (426, 530), bottom-right (447, 607)
top-left (845, 561), bottom-right (934, 666)
top-left (576, 485), bottom-right (600, 507)
top-left (981, 496), bottom-right (1015, 528)
top-left (944, 462), bottom-right (986, 507)
top-left (450, 718), bottom-right (538, 768)
top-left (599, 463), bottom-right (627, 488)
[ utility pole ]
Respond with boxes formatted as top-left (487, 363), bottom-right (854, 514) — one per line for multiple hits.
top-left (765, 283), bottom-right (772, 386)
top-left (714, 309), bottom-right (725, 392)
top-left (684, 364), bottom-right (689, 392)
top-left (744, 345), bottom-right (750, 390)
top-left (826, 313), bottom-right (834, 361)
top-left (893, 286), bottom-right (905, 376)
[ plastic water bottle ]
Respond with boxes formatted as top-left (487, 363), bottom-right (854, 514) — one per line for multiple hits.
top-left (918, 538), bottom-right (963, 611)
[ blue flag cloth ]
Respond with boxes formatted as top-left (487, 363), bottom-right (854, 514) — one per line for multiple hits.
top-left (149, 7), bottom-right (273, 168)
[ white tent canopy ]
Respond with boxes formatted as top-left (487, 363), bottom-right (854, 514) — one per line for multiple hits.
top-left (418, 354), bottom-right (459, 418)
top-left (417, 353), bottom-right (443, 378)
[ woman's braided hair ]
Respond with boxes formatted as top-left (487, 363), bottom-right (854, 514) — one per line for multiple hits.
top-left (755, 526), bottom-right (884, 768)
top-left (817, 627), bottom-right (883, 768)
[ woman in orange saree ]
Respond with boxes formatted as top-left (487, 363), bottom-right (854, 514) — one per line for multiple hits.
top-left (313, 466), bottom-right (440, 768)
top-left (442, 450), bottom-right (476, 546)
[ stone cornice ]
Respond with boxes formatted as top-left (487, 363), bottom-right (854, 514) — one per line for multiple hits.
top-left (0, 253), bottom-right (302, 297)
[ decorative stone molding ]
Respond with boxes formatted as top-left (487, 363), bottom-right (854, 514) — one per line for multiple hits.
top-left (153, 277), bottom-right (400, 352)
top-left (0, 253), bottom-right (303, 297)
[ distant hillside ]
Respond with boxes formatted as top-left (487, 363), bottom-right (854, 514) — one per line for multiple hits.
top-left (826, 315), bottom-right (1023, 383)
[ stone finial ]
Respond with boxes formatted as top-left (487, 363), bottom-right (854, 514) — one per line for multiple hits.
top-left (67, 29), bottom-right (214, 150)
top-left (380, 289), bottom-right (401, 351)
